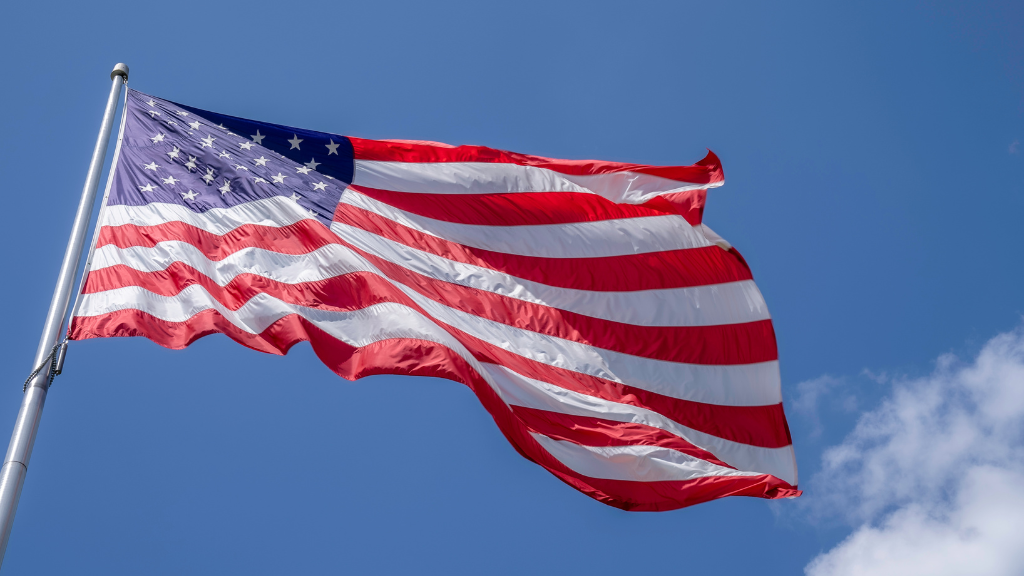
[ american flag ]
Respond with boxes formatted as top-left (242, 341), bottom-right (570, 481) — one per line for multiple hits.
top-left (69, 88), bottom-right (799, 511)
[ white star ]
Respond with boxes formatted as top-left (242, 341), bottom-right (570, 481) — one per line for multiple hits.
top-left (307, 209), bottom-right (317, 217)
top-left (168, 121), bottom-right (178, 126)
top-left (234, 164), bottom-right (249, 171)
top-left (139, 183), bottom-right (156, 192)
top-left (312, 181), bottom-right (327, 191)
top-left (325, 139), bottom-right (340, 155)
top-left (143, 162), bottom-right (160, 171)
top-left (147, 110), bottom-right (161, 118)
top-left (288, 134), bottom-right (303, 150)
top-left (167, 146), bottom-right (180, 159)
top-left (147, 99), bottom-right (156, 107)
top-left (162, 176), bottom-right (180, 185)
top-left (218, 179), bottom-right (232, 195)
top-left (150, 133), bottom-right (166, 143)
top-left (324, 175), bottom-right (335, 180)
top-left (272, 173), bottom-right (287, 184)
top-left (218, 150), bottom-right (232, 159)
top-left (251, 130), bottom-right (265, 145)
top-left (253, 177), bottom-right (268, 184)
top-left (203, 168), bottom-right (215, 184)
top-left (296, 166), bottom-right (312, 175)
top-left (254, 156), bottom-right (269, 167)
top-left (200, 135), bottom-right (216, 148)
top-left (185, 156), bottom-right (197, 171)
top-left (239, 141), bottom-right (254, 151)
top-left (304, 158), bottom-right (320, 170)
top-left (177, 111), bottom-right (189, 117)
top-left (289, 193), bottom-right (301, 201)
top-left (218, 123), bottom-right (228, 130)
top-left (188, 120), bottom-right (201, 130)
top-left (181, 190), bottom-right (198, 201)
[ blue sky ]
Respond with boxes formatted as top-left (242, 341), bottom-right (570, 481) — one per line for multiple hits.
top-left (1, 1), bottom-right (1022, 574)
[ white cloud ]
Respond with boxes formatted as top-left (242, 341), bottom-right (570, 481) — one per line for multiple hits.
top-left (805, 328), bottom-right (1024, 576)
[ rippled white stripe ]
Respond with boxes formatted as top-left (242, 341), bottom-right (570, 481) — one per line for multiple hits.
top-left (90, 242), bottom-right (373, 283)
top-left (353, 160), bottom-right (721, 203)
top-left (332, 221), bottom-right (770, 327)
top-left (484, 364), bottom-right (793, 483)
top-left (532, 434), bottom-right (759, 483)
top-left (400, 287), bottom-right (781, 407)
top-left (340, 188), bottom-right (713, 258)
top-left (99, 198), bottom-right (313, 234)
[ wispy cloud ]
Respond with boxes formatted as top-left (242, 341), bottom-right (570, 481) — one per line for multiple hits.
top-left (1010, 139), bottom-right (1020, 154)
top-left (791, 375), bottom-right (842, 437)
top-left (805, 328), bottom-right (1024, 576)
top-left (791, 375), bottom-right (857, 437)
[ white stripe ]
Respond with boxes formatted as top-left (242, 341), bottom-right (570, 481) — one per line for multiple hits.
top-left (90, 242), bottom-right (374, 283)
top-left (331, 220), bottom-right (770, 327)
top-left (396, 284), bottom-right (782, 406)
top-left (699, 223), bottom-right (732, 251)
top-left (340, 188), bottom-right (713, 258)
top-left (531, 434), bottom-right (758, 483)
top-left (76, 284), bottom-right (477, 349)
top-left (76, 268), bottom-right (780, 407)
top-left (484, 364), bottom-right (796, 483)
top-left (99, 197), bottom-right (314, 234)
top-left (353, 160), bottom-right (721, 203)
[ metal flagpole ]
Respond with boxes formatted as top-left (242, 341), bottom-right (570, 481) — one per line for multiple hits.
top-left (0, 63), bottom-right (129, 568)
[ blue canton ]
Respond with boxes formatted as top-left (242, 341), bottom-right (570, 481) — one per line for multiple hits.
top-left (109, 89), bottom-right (355, 226)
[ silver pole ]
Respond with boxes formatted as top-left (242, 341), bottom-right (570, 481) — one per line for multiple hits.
top-left (0, 63), bottom-right (128, 568)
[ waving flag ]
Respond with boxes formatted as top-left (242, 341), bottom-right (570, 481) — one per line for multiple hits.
top-left (70, 89), bottom-right (799, 511)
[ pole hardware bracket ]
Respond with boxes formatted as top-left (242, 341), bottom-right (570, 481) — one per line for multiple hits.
top-left (22, 340), bottom-right (68, 392)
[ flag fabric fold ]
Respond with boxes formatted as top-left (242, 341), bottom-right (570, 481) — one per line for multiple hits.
top-left (69, 89), bottom-right (800, 511)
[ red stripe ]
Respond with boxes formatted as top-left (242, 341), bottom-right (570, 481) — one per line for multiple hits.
top-left (348, 186), bottom-right (683, 226)
top-left (575, 475), bottom-right (799, 512)
top-left (641, 188), bottom-right (707, 227)
top-left (69, 309), bottom-right (797, 511)
top-left (89, 224), bottom-right (776, 365)
top-left (96, 220), bottom-right (336, 257)
top-left (351, 138), bottom-right (725, 185)
top-left (82, 265), bottom-right (394, 310)
top-left (333, 204), bottom-right (753, 291)
top-left (510, 406), bottom-right (735, 469)
top-left (76, 262), bottom-right (788, 448)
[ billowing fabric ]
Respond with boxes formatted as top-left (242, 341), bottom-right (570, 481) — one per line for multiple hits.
top-left (70, 88), bottom-right (800, 511)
